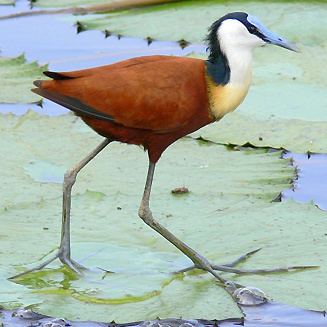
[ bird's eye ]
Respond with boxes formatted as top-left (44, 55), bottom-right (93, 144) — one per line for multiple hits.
top-left (249, 26), bottom-right (257, 33)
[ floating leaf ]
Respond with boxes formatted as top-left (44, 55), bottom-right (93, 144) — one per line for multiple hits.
top-left (0, 55), bottom-right (46, 103)
top-left (1, 112), bottom-right (326, 321)
top-left (76, 1), bottom-right (327, 152)
top-left (191, 109), bottom-right (327, 153)
top-left (77, 1), bottom-right (327, 46)
top-left (0, 0), bottom-right (14, 5)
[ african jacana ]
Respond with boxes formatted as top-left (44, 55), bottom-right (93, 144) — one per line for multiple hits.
top-left (13, 12), bottom-right (309, 284)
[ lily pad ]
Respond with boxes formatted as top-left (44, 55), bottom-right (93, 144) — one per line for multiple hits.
top-left (1, 112), bottom-right (327, 321)
top-left (76, 1), bottom-right (327, 152)
top-left (77, 1), bottom-right (327, 46)
top-left (0, 0), bottom-right (14, 5)
top-left (191, 110), bottom-right (327, 153)
top-left (0, 55), bottom-right (46, 103)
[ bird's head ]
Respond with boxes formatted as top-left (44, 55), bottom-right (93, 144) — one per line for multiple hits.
top-left (207, 12), bottom-right (298, 62)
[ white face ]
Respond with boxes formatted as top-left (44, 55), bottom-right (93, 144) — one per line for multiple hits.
top-left (217, 19), bottom-right (265, 54)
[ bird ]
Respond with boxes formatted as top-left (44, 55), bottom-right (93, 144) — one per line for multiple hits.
top-left (12, 12), bottom-right (307, 285)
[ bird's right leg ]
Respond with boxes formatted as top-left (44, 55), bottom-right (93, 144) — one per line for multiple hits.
top-left (138, 161), bottom-right (229, 286)
top-left (137, 161), bottom-right (316, 285)
top-left (9, 138), bottom-right (111, 279)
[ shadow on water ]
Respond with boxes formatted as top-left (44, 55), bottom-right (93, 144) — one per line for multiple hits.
top-left (1, 1), bottom-right (326, 326)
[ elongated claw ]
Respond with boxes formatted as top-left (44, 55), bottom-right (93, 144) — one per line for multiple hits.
top-left (221, 248), bottom-right (262, 267)
top-left (60, 256), bottom-right (86, 274)
top-left (174, 249), bottom-right (262, 274)
top-left (175, 248), bottom-right (318, 276)
top-left (211, 264), bottom-right (319, 275)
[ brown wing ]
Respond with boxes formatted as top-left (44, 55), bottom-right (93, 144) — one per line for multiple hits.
top-left (32, 55), bottom-right (209, 133)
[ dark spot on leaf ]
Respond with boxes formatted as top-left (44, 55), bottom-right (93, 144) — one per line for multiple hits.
top-left (36, 99), bottom-right (43, 107)
top-left (171, 186), bottom-right (190, 195)
top-left (75, 21), bottom-right (87, 34)
top-left (178, 39), bottom-right (190, 49)
top-left (272, 192), bottom-right (282, 202)
top-left (146, 36), bottom-right (153, 46)
top-left (104, 30), bottom-right (111, 38)
top-left (29, 0), bottom-right (37, 9)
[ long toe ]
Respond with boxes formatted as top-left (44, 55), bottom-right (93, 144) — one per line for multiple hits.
top-left (58, 255), bottom-right (86, 274)
top-left (9, 252), bottom-right (61, 279)
top-left (211, 263), bottom-right (319, 275)
top-left (177, 249), bottom-right (318, 276)
top-left (9, 252), bottom-right (88, 279)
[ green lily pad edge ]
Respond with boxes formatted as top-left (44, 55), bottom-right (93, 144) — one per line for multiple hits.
top-left (0, 0), bottom-right (14, 5)
top-left (0, 54), bottom-right (47, 104)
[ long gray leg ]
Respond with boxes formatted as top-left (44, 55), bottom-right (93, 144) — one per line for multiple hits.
top-left (9, 138), bottom-right (111, 279)
top-left (58, 138), bottom-right (112, 272)
top-left (138, 162), bottom-right (318, 282)
top-left (138, 161), bottom-right (227, 285)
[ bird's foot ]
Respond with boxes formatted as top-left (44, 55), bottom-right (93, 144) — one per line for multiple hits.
top-left (9, 249), bottom-right (86, 280)
top-left (176, 248), bottom-right (318, 276)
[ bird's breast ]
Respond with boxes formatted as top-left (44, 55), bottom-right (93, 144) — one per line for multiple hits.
top-left (206, 76), bottom-right (251, 121)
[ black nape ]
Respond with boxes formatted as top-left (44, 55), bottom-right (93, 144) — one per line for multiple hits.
top-left (205, 12), bottom-right (249, 85)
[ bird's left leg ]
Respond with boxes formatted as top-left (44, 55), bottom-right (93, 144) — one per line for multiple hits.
top-left (138, 161), bottom-right (317, 281)
top-left (9, 138), bottom-right (111, 279)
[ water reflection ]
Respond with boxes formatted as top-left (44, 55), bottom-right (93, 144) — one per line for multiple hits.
top-left (0, 0), bottom-right (31, 16)
top-left (0, 4), bottom-right (204, 71)
top-left (283, 153), bottom-right (327, 211)
top-left (0, 101), bottom-right (67, 115)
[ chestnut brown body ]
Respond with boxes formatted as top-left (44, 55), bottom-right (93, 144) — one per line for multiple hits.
top-left (33, 55), bottom-right (215, 162)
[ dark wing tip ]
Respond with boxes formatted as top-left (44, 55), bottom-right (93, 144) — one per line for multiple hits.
top-left (33, 80), bottom-right (42, 87)
top-left (31, 87), bottom-right (116, 124)
top-left (43, 71), bottom-right (73, 80)
top-left (31, 87), bottom-right (42, 95)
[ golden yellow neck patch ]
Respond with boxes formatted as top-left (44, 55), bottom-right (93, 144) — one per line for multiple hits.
top-left (206, 74), bottom-right (251, 120)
